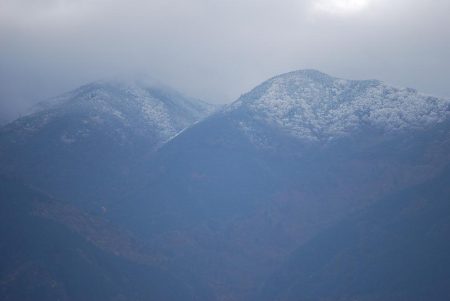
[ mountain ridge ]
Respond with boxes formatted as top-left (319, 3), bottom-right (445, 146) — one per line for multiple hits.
top-left (1, 70), bottom-right (450, 301)
top-left (225, 69), bottom-right (450, 142)
top-left (0, 78), bottom-right (216, 209)
top-left (13, 78), bottom-right (216, 147)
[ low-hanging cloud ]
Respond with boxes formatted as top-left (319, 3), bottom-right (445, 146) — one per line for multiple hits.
top-left (1, 0), bottom-right (449, 122)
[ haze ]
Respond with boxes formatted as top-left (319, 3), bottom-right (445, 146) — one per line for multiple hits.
top-left (1, 0), bottom-right (449, 122)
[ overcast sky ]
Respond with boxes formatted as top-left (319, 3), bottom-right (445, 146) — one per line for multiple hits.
top-left (1, 0), bottom-right (449, 122)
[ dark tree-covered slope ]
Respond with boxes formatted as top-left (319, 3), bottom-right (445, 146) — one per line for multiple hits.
top-left (0, 177), bottom-right (209, 301)
top-left (259, 164), bottom-right (450, 301)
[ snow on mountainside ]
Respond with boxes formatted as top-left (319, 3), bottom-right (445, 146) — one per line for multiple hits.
top-left (0, 79), bottom-right (216, 207)
top-left (229, 70), bottom-right (450, 141)
top-left (11, 78), bottom-right (215, 147)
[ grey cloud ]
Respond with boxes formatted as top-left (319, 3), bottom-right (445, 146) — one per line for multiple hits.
top-left (1, 0), bottom-right (449, 122)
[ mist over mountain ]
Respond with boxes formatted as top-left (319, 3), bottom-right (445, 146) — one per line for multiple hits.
top-left (1, 70), bottom-right (450, 301)
top-left (0, 79), bottom-right (215, 209)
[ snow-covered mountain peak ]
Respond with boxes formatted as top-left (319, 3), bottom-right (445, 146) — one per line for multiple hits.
top-left (6, 79), bottom-right (216, 148)
top-left (230, 70), bottom-right (450, 141)
top-left (34, 79), bottom-right (214, 117)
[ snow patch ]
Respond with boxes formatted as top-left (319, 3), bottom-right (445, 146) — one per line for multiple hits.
top-left (61, 134), bottom-right (76, 144)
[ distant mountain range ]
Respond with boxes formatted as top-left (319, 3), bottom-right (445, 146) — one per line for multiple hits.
top-left (1, 70), bottom-right (449, 301)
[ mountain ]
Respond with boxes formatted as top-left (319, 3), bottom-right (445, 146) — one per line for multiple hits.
top-left (227, 69), bottom-right (449, 141)
top-left (0, 177), bottom-right (211, 301)
top-left (114, 70), bottom-right (450, 300)
top-left (1, 70), bottom-right (449, 301)
top-left (259, 163), bottom-right (450, 301)
top-left (0, 79), bottom-right (215, 209)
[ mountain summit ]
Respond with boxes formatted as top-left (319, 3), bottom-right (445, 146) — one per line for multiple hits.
top-left (0, 79), bottom-right (215, 206)
top-left (228, 69), bottom-right (449, 141)
top-left (23, 78), bottom-right (215, 148)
